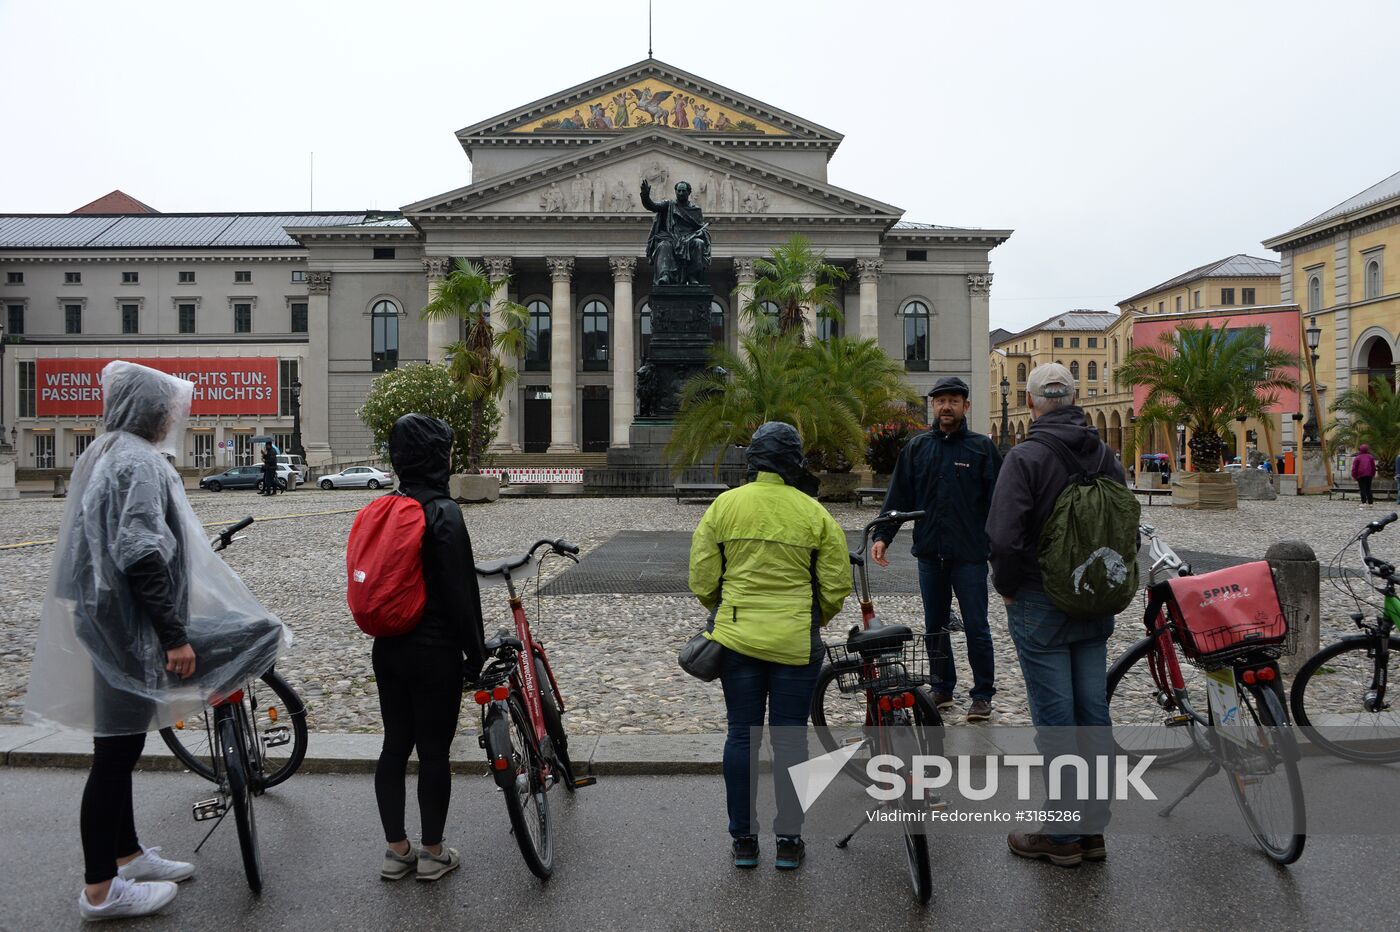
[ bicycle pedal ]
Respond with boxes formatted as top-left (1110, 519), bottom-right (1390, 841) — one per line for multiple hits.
top-left (573, 776), bottom-right (598, 788)
top-left (192, 797), bottom-right (226, 822)
top-left (262, 725), bottom-right (291, 748)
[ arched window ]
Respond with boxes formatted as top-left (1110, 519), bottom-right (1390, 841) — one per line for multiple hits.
top-left (1016, 363), bottom-right (1026, 383)
top-left (1112, 338), bottom-right (1119, 365)
top-left (371, 300), bottom-right (399, 372)
top-left (1366, 259), bottom-right (1382, 300)
top-left (1069, 361), bottom-right (1080, 380)
top-left (760, 300), bottom-right (780, 321)
top-left (1087, 361), bottom-right (1098, 382)
top-left (816, 308), bottom-right (840, 342)
top-left (582, 299), bottom-right (609, 370)
top-left (1308, 275), bottom-right (1322, 312)
top-left (525, 299), bottom-right (550, 371)
top-left (639, 303), bottom-right (652, 360)
top-left (902, 300), bottom-right (929, 371)
top-left (710, 300), bottom-right (725, 345)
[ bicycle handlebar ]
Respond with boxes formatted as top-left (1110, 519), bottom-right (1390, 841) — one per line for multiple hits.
top-left (528, 537), bottom-right (580, 560)
top-left (211, 516), bottom-right (254, 552)
top-left (1357, 514), bottom-right (1399, 582)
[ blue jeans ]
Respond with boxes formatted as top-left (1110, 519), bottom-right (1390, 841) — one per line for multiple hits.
top-left (1006, 589), bottom-right (1114, 844)
top-left (918, 559), bottom-right (995, 701)
top-left (719, 648), bottom-right (822, 838)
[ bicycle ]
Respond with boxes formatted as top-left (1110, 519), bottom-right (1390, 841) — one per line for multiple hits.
top-left (1290, 511), bottom-right (1400, 762)
top-left (159, 517), bottom-right (309, 894)
top-left (468, 537), bottom-right (596, 880)
top-left (810, 509), bottom-right (942, 905)
top-left (1106, 523), bottom-right (1306, 864)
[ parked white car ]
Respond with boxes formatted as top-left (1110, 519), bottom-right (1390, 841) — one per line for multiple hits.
top-left (318, 466), bottom-right (396, 490)
top-left (277, 454), bottom-right (308, 482)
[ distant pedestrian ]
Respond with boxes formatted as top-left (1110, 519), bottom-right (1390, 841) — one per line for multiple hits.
top-left (1353, 444), bottom-right (1378, 504)
top-left (873, 375), bottom-right (1002, 723)
top-left (260, 442), bottom-right (279, 495)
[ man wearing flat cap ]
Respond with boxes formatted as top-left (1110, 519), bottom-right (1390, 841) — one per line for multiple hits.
top-left (872, 375), bottom-right (1002, 723)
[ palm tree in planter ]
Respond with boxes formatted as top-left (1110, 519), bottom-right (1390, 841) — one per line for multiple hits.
top-left (420, 259), bottom-right (529, 473)
top-left (739, 235), bottom-right (849, 341)
top-left (1116, 323), bottom-right (1298, 508)
top-left (802, 336), bottom-right (921, 472)
top-left (1330, 378), bottom-right (1400, 481)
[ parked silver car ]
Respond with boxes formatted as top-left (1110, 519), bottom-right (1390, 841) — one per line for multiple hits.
top-left (318, 466), bottom-right (396, 490)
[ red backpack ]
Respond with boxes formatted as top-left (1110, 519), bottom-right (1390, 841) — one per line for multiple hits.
top-left (346, 491), bottom-right (427, 637)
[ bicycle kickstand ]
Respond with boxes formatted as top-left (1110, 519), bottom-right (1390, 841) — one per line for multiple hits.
top-left (1158, 760), bottom-right (1219, 818)
top-left (835, 810), bottom-right (874, 849)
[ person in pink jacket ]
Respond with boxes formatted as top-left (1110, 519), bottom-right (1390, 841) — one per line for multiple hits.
top-left (1352, 443), bottom-right (1378, 504)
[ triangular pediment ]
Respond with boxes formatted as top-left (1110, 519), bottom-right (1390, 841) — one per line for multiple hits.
top-left (405, 130), bottom-right (899, 220)
top-left (456, 59), bottom-right (841, 145)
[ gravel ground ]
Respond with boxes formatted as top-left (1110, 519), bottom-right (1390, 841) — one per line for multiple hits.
top-left (1, 490), bottom-right (1394, 734)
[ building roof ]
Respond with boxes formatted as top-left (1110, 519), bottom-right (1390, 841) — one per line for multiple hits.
top-left (989, 327), bottom-right (1014, 345)
top-left (1120, 254), bottom-right (1280, 306)
top-left (1265, 169), bottom-right (1400, 246)
top-left (0, 213), bottom-right (370, 249)
top-left (1004, 310), bottom-right (1118, 342)
top-left (71, 190), bottom-right (157, 214)
top-left (893, 221), bottom-right (962, 231)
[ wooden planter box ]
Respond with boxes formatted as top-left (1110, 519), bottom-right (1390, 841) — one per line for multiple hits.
top-left (1171, 471), bottom-right (1238, 510)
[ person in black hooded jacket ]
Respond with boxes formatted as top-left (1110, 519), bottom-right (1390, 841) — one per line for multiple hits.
top-left (373, 413), bottom-right (487, 882)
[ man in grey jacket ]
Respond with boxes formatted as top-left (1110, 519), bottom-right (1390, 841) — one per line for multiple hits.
top-left (986, 363), bottom-right (1127, 869)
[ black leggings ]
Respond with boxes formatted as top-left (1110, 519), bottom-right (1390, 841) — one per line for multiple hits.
top-left (372, 641), bottom-right (463, 847)
top-left (81, 733), bottom-right (147, 884)
top-left (1359, 476), bottom-right (1374, 504)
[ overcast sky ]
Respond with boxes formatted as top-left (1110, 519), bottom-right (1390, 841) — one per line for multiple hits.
top-left (2, 0), bottom-right (1396, 333)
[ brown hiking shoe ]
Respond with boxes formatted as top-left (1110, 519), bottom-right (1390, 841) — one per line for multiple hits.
top-left (931, 690), bottom-right (955, 711)
top-left (1007, 832), bottom-right (1082, 867)
top-left (965, 699), bottom-right (993, 723)
top-left (1080, 835), bottom-right (1106, 862)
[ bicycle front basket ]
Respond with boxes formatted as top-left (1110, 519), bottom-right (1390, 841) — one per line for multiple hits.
top-left (823, 639), bottom-right (934, 694)
top-left (1164, 561), bottom-right (1298, 667)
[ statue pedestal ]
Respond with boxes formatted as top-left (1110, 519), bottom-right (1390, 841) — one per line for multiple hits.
top-left (642, 284), bottom-right (715, 418)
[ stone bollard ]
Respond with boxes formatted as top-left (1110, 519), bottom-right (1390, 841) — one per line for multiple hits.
top-left (1266, 540), bottom-right (1320, 676)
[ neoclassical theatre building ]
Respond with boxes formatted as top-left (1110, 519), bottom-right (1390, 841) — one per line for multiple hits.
top-left (0, 59), bottom-right (1010, 470)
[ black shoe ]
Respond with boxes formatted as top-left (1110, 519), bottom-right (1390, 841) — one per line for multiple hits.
top-left (775, 835), bottom-right (805, 870)
top-left (731, 835), bottom-right (759, 869)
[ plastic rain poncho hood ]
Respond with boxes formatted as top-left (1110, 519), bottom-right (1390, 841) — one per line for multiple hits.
top-left (25, 361), bottom-right (289, 736)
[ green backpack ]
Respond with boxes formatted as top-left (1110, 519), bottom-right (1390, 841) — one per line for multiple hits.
top-left (1028, 434), bottom-right (1141, 618)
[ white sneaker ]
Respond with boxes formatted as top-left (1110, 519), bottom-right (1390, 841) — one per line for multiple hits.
top-left (117, 846), bottom-right (195, 883)
top-left (79, 877), bottom-right (178, 922)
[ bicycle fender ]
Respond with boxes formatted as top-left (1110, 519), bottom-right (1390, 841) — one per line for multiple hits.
top-left (483, 707), bottom-right (515, 791)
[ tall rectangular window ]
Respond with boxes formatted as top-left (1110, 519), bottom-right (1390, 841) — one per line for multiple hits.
top-left (65, 304), bottom-right (82, 334)
top-left (6, 304), bottom-right (23, 334)
top-left (1069, 337), bottom-right (1080, 348)
top-left (18, 361), bottom-right (35, 417)
top-left (178, 303), bottom-right (196, 334)
top-left (1193, 290), bottom-right (1201, 308)
top-left (1157, 301), bottom-right (1164, 313)
top-left (1053, 337), bottom-right (1064, 348)
top-left (290, 302), bottom-right (308, 333)
top-left (178, 270), bottom-right (196, 284)
top-left (279, 359), bottom-right (300, 416)
top-left (120, 303), bottom-right (139, 334)
top-left (1087, 337), bottom-right (1097, 348)
top-left (234, 270), bottom-right (252, 283)
top-left (1221, 288), bottom-right (1235, 305)
top-left (234, 303), bottom-right (252, 333)
top-left (1175, 296), bottom-right (1182, 312)
top-left (1242, 287), bottom-right (1256, 305)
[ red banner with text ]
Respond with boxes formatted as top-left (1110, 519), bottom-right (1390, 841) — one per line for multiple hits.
top-left (35, 358), bottom-right (280, 417)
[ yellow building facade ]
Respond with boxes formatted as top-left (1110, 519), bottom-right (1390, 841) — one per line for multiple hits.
top-left (987, 310), bottom-right (1116, 447)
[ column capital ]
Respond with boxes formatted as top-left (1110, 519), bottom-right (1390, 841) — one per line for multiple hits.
top-left (609, 256), bottom-right (637, 281)
top-left (422, 256), bottom-right (451, 280)
top-left (857, 258), bottom-right (884, 282)
top-left (547, 257), bottom-right (575, 283)
top-left (308, 271), bottom-right (333, 294)
top-left (967, 272), bottom-right (993, 297)
top-left (733, 257), bottom-right (756, 281)
top-left (484, 256), bottom-right (513, 281)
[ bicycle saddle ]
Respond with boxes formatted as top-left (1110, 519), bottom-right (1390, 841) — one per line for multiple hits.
top-left (475, 552), bottom-right (532, 578)
top-left (483, 634), bottom-right (523, 654)
top-left (846, 623), bottom-right (912, 655)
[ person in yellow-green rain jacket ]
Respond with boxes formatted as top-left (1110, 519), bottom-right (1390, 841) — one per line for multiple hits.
top-left (688, 421), bottom-right (851, 872)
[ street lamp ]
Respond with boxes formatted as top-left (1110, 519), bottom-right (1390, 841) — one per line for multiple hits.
top-left (1303, 316), bottom-right (1322, 444)
top-left (290, 378), bottom-right (305, 461)
top-left (998, 376), bottom-right (1011, 453)
top-left (0, 320), bottom-right (8, 451)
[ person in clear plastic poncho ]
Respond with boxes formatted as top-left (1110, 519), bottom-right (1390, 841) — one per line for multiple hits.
top-left (25, 361), bottom-right (289, 919)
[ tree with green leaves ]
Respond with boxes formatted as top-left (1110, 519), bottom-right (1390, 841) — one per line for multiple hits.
top-left (420, 259), bottom-right (529, 472)
top-left (738, 234), bottom-right (849, 340)
top-left (357, 363), bottom-right (498, 474)
top-left (1116, 322), bottom-right (1299, 473)
top-left (1330, 378), bottom-right (1400, 479)
top-left (801, 336), bottom-right (922, 470)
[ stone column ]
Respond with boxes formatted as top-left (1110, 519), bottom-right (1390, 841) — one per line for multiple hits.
top-left (857, 258), bottom-right (883, 344)
top-left (733, 258), bottom-right (756, 344)
top-left (967, 273), bottom-right (993, 432)
top-left (610, 256), bottom-right (637, 447)
top-left (801, 273), bottom-right (818, 341)
top-left (485, 256), bottom-right (518, 452)
top-left (423, 256), bottom-right (454, 363)
top-left (547, 258), bottom-right (578, 453)
top-left (302, 271), bottom-right (334, 466)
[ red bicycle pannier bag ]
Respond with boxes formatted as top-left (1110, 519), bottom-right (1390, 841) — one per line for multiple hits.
top-left (345, 492), bottom-right (427, 637)
top-left (1163, 561), bottom-right (1288, 663)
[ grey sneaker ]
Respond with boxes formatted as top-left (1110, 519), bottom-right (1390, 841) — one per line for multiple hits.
top-left (416, 846), bottom-right (460, 882)
top-left (381, 843), bottom-right (417, 881)
top-left (116, 846), bottom-right (194, 883)
top-left (966, 699), bottom-right (993, 723)
top-left (79, 878), bottom-right (178, 922)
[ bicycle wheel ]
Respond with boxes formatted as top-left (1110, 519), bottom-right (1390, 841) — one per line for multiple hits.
top-left (161, 670), bottom-right (308, 787)
top-left (1224, 682), bottom-right (1306, 865)
top-left (1106, 637), bottom-right (1205, 765)
top-left (535, 657), bottom-right (577, 793)
top-left (810, 661), bottom-right (876, 784)
top-left (500, 693), bottom-right (553, 879)
top-left (218, 710), bottom-right (263, 894)
top-left (1290, 635), bottom-right (1400, 763)
top-left (886, 708), bottom-right (934, 905)
top-left (902, 817), bottom-right (932, 906)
